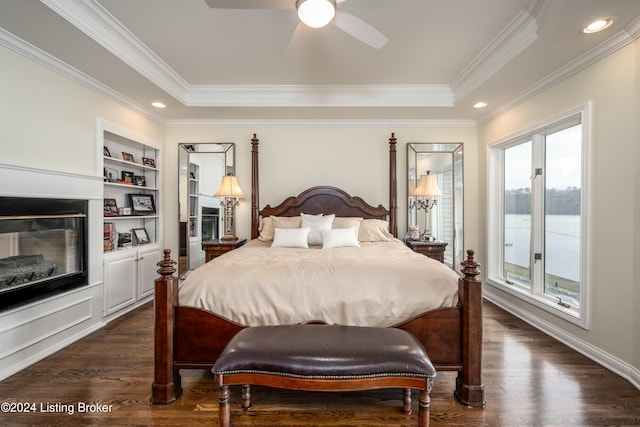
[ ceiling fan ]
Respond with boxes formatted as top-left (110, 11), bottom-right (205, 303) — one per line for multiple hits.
top-left (204, 0), bottom-right (388, 49)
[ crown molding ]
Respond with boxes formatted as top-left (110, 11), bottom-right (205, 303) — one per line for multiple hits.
top-left (42, 0), bottom-right (189, 102)
top-left (165, 118), bottom-right (477, 128)
top-left (0, 27), bottom-right (165, 125)
top-left (187, 84), bottom-right (454, 107)
top-left (451, 0), bottom-right (555, 103)
top-left (478, 19), bottom-right (640, 125)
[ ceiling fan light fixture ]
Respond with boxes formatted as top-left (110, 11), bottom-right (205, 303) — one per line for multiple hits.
top-left (296, 0), bottom-right (336, 28)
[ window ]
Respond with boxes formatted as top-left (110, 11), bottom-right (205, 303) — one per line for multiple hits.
top-left (487, 106), bottom-right (589, 327)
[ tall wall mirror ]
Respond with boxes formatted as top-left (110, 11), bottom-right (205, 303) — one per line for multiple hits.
top-left (407, 143), bottom-right (464, 271)
top-left (178, 143), bottom-right (235, 278)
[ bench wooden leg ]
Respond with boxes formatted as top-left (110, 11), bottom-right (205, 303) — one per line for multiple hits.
top-left (402, 388), bottom-right (412, 414)
top-left (418, 389), bottom-right (430, 427)
top-left (218, 385), bottom-right (230, 427)
top-left (241, 384), bottom-right (251, 411)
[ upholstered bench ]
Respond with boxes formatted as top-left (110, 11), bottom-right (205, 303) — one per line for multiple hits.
top-left (211, 324), bottom-right (436, 427)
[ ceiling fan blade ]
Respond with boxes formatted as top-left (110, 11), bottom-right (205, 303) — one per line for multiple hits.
top-left (332, 8), bottom-right (387, 49)
top-left (204, 0), bottom-right (293, 9)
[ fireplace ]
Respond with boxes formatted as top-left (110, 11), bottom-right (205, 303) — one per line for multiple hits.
top-left (0, 197), bottom-right (88, 311)
top-left (201, 207), bottom-right (220, 242)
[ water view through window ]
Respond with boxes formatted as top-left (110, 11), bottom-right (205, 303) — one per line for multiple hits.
top-left (503, 124), bottom-right (582, 306)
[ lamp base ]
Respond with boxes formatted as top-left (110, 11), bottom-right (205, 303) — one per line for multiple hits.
top-left (219, 235), bottom-right (238, 242)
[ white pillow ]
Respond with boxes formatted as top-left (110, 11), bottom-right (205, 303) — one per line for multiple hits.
top-left (300, 213), bottom-right (335, 245)
top-left (272, 227), bottom-right (310, 248)
top-left (321, 228), bottom-right (360, 249)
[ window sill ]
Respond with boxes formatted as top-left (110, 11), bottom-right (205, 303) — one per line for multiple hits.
top-left (486, 276), bottom-right (588, 329)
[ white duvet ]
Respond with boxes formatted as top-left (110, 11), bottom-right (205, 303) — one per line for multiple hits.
top-left (179, 238), bottom-right (460, 327)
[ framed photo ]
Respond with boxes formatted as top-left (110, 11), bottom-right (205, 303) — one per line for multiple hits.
top-left (121, 170), bottom-right (135, 184)
top-left (117, 232), bottom-right (132, 249)
top-left (127, 193), bottom-right (155, 214)
top-left (134, 175), bottom-right (146, 187)
top-left (104, 167), bottom-right (118, 182)
top-left (122, 152), bottom-right (135, 163)
top-left (142, 157), bottom-right (156, 168)
top-left (104, 198), bottom-right (118, 216)
top-left (132, 228), bottom-right (150, 245)
top-left (103, 146), bottom-right (111, 157)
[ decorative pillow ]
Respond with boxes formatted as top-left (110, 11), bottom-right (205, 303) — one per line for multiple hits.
top-left (358, 219), bottom-right (394, 242)
top-left (321, 228), bottom-right (360, 249)
top-left (258, 217), bottom-right (274, 241)
top-left (260, 216), bottom-right (301, 241)
top-left (272, 216), bottom-right (302, 229)
top-left (332, 217), bottom-right (363, 234)
top-left (300, 213), bottom-right (335, 245)
top-left (272, 227), bottom-right (310, 248)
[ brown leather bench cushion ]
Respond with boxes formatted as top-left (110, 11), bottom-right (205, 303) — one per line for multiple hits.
top-left (212, 324), bottom-right (436, 379)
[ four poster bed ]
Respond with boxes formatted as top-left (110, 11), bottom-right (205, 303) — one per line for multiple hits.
top-left (152, 133), bottom-right (485, 408)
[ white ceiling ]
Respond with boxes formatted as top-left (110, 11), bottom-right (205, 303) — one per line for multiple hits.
top-left (1, 0), bottom-right (639, 123)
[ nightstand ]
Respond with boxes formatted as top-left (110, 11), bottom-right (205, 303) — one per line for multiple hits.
top-left (202, 239), bottom-right (247, 262)
top-left (405, 240), bottom-right (448, 263)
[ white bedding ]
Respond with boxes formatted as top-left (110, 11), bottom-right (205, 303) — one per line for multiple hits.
top-left (179, 238), bottom-right (460, 327)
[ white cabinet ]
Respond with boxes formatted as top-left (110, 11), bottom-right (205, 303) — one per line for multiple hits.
top-left (103, 245), bottom-right (161, 316)
top-left (137, 245), bottom-right (162, 300)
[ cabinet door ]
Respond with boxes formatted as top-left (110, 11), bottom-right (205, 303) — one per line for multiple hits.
top-left (103, 251), bottom-right (137, 316)
top-left (137, 246), bottom-right (162, 300)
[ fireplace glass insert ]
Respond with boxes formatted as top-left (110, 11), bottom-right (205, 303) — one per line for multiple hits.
top-left (0, 197), bottom-right (88, 311)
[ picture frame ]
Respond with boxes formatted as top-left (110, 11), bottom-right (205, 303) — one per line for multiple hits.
top-left (132, 228), bottom-right (150, 245)
top-left (127, 193), bottom-right (156, 215)
top-left (104, 146), bottom-right (111, 157)
top-left (122, 152), bottom-right (135, 163)
top-left (121, 170), bottom-right (135, 184)
top-left (142, 157), bottom-right (156, 168)
top-left (117, 232), bottom-right (132, 249)
top-left (105, 167), bottom-right (118, 183)
top-left (104, 198), bottom-right (118, 216)
top-left (134, 175), bottom-right (146, 187)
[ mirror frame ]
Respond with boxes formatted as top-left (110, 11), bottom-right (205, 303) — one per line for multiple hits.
top-left (178, 143), bottom-right (235, 278)
top-left (407, 143), bottom-right (464, 271)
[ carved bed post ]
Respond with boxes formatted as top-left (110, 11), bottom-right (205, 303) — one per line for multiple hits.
top-left (388, 133), bottom-right (398, 237)
top-left (455, 250), bottom-right (486, 407)
top-left (251, 134), bottom-right (260, 240)
top-left (151, 249), bottom-right (182, 404)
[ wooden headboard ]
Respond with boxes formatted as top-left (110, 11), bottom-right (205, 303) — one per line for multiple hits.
top-left (250, 133), bottom-right (398, 239)
top-left (260, 186), bottom-right (390, 219)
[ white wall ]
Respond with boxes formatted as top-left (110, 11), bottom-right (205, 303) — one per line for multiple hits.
top-left (0, 46), bottom-right (164, 176)
top-left (163, 124), bottom-right (479, 260)
top-left (478, 40), bottom-right (639, 380)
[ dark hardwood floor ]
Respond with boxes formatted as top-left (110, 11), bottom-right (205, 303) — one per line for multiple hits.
top-left (1, 301), bottom-right (639, 426)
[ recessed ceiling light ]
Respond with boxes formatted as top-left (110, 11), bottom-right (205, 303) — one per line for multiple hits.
top-left (473, 102), bottom-right (488, 109)
top-left (152, 102), bottom-right (166, 108)
top-left (582, 18), bottom-right (614, 34)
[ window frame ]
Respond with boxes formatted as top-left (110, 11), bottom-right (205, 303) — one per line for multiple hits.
top-left (486, 104), bottom-right (591, 329)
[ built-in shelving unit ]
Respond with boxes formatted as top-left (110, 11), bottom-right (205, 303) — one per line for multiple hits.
top-left (98, 120), bottom-right (162, 318)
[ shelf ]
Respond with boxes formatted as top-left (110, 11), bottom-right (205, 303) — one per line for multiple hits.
top-left (104, 215), bottom-right (159, 220)
top-left (104, 182), bottom-right (158, 191)
top-left (104, 155), bottom-right (157, 172)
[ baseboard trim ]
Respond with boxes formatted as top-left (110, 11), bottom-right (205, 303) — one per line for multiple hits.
top-left (484, 289), bottom-right (640, 391)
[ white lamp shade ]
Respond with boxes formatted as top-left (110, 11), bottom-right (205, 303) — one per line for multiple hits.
top-left (297, 0), bottom-right (336, 28)
top-left (214, 175), bottom-right (244, 198)
top-left (410, 174), bottom-right (442, 197)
